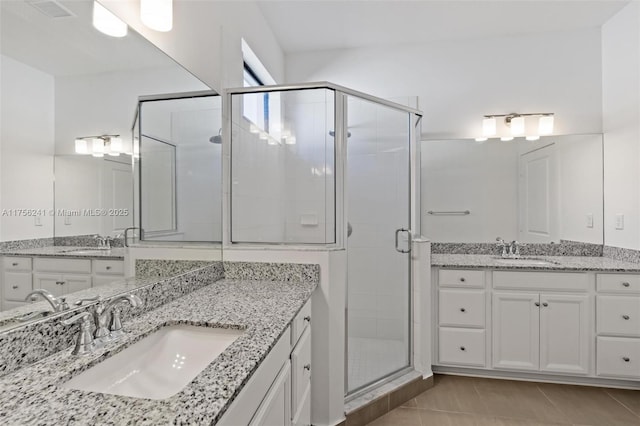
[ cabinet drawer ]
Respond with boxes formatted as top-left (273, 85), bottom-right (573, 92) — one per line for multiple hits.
top-left (439, 327), bottom-right (485, 367)
top-left (597, 337), bottom-right (640, 379)
top-left (3, 272), bottom-right (33, 301)
top-left (597, 274), bottom-right (640, 294)
top-left (33, 258), bottom-right (91, 274)
top-left (2, 257), bottom-right (32, 271)
top-left (439, 289), bottom-right (485, 328)
top-left (93, 260), bottom-right (124, 275)
top-left (439, 269), bottom-right (484, 288)
top-left (493, 271), bottom-right (588, 292)
top-left (291, 326), bottom-right (311, 414)
top-left (291, 300), bottom-right (311, 348)
top-left (92, 275), bottom-right (120, 287)
top-left (597, 296), bottom-right (640, 337)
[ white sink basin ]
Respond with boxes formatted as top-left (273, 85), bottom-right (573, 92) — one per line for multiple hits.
top-left (495, 258), bottom-right (557, 266)
top-left (63, 325), bottom-right (243, 400)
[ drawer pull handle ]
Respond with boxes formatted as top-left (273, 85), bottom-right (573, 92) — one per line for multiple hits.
top-left (623, 315), bottom-right (630, 320)
top-left (303, 316), bottom-right (311, 323)
top-left (623, 357), bottom-right (630, 362)
top-left (304, 364), bottom-right (311, 371)
top-left (460, 346), bottom-right (466, 351)
top-left (11, 285), bottom-right (18, 289)
top-left (11, 262), bottom-right (18, 267)
top-left (56, 281), bottom-right (65, 286)
top-left (106, 266), bottom-right (111, 270)
top-left (535, 302), bottom-right (540, 307)
top-left (542, 302), bottom-right (548, 307)
top-left (622, 282), bottom-right (631, 287)
top-left (460, 308), bottom-right (466, 313)
top-left (459, 277), bottom-right (466, 282)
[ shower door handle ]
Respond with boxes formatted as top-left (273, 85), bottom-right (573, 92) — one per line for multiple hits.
top-left (395, 228), bottom-right (412, 254)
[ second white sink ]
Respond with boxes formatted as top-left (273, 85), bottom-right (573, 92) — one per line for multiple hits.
top-left (63, 324), bottom-right (243, 400)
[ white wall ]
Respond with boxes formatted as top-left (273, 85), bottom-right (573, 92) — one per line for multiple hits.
top-left (286, 28), bottom-right (603, 139)
top-left (0, 54), bottom-right (55, 241)
top-left (55, 66), bottom-right (208, 155)
top-left (602, 1), bottom-right (640, 250)
top-left (101, 0), bottom-right (285, 91)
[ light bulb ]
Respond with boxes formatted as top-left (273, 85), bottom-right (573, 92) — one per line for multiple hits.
top-left (92, 1), bottom-right (127, 38)
top-left (538, 115), bottom-right (554, 135)
top-left (510, 116), bottom-right (525, 136)
top-left (482, 117), bottom-right (496, 137)
top-left (475, 137), bottom-right (488, 142)
top-left (110, 137), bottom-right (123, 152)
top-left (526, 135), bottom-right (540, 141)
top-left (141, 0), bottom-right (173, 32)
top-left (75, 139), bottom-right (88, 154)
top-left (500, 136), bottom-right (514, 142)
top-left (92, 138), bottom-right (105, 154)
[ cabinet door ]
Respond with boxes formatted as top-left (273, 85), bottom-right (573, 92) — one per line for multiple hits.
top-left (33, 273), bottom-right (64, 297)
top-left (540, 294), bottom-right (589, 375)
top-left (63, 275), bottom-right (92, 294)
top-left (250, 361), bottom-right (291, 426)
top-left (493, 292), bottom-right (540, 371)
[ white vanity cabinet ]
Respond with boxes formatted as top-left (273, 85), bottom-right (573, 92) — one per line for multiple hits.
top-left (1, 256), bottom-right (125, 310)
top-left (492, 291), bottom-right (589, 375)
top-left (220, 299), bottom-right (312, 426)
top-left (437, 270), bottom-right (487, 368)
top-left (596, 273), bottom-right (640, 379)
top-left (2, 257), bottom-right (33, 307)
top-left (434, 267), bottom-right (640, 386)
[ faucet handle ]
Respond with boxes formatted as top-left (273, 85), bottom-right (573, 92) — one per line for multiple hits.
top-left (62, 312), bottom-right (95, 355)
top-left (74, 295), bottom-right (101, 306)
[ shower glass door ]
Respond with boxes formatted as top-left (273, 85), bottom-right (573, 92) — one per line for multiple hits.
top-left (345, 96), bottom-right (412, 396)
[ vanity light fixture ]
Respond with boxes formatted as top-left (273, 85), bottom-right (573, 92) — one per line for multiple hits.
top-left (92, 1), bottom-right (127, 38)
top-left (141, 0), bottom-right (173, 32)
top-left (75, 135), bottom-right (125, 157)
top-left (477, 112), bottom-right (555, 142)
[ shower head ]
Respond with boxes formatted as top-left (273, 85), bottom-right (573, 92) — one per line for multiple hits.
top-left (209, 128), bottom-right (222, 144)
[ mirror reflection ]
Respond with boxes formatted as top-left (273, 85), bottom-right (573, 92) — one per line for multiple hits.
top-left (137, 94), bottom-right (223, 243)
top-left (421, 134), bottom-right (604, 245)
top-left (0, 0), bottom-right (220, 322)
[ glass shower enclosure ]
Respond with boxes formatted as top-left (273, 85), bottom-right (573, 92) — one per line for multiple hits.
top-left (226, 82), bottom-right (421, 399)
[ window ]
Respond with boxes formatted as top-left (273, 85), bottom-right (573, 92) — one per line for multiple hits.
top-left (243, 62), bottom-right (269, 133)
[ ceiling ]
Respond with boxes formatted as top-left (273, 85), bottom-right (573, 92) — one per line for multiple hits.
top-left (257, 0), bottom-right (630, 53)
top-left (0, 0), bottom-right (174, 76)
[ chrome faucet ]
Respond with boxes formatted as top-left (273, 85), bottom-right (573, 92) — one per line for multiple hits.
top-left (24, 289), bottom-right (69, 312)
top-left (93, 294), bottom-right (143, 344)
top-left (94, 235), bottom-right (113, 250)
top-left (510, 240), bottom-right (522, 258)
top-left (62, 312), bottom-right (95, 355)
top-left (496, 237), bottom-right (509, 257)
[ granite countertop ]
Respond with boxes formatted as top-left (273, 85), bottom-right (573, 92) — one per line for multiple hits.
top-left (0, 278), bottom-right (316, 425)
top-left (0, 246), bottom-right (126, 260)
top-left (432, 254), bottom-right (640, 272)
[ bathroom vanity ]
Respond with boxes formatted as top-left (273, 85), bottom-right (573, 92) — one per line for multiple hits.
top-left (1, 248), bottom-right (125, 311)
top-left (432, 254), bottom-right (640, 386)
top-left (0, 261), bottom-right (317, 425)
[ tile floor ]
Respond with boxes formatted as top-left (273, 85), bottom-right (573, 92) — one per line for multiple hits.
top-left (367, 375), bottom-right (640, 426)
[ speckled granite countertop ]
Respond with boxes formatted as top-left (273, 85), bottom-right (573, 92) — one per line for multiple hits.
top-left (432, 254), bottom-right (640, 272)
top-left (0, 246), bottom-right (125, 260)
top-left (0, 278), bottom-right (315, 425)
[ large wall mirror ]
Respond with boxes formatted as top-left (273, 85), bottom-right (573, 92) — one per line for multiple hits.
top-left (0, 0), bottom-right (221, 321)
top-left (421, 134), bottom-right (604, 246)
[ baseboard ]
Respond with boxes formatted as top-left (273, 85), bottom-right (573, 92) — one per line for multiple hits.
top-left (433, 365), bottom-right (640, 390)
